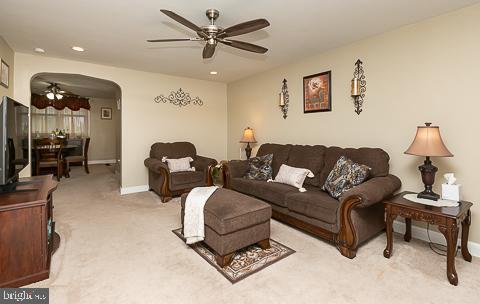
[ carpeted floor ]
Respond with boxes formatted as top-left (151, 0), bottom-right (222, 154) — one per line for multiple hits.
top-left (29, 165), bottom-right (480, 304)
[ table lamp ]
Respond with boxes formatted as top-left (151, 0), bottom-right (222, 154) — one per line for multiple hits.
top-left (240, 127), bottom-right (257, 159)
top-left (404, 122), bottom-right (453, 200)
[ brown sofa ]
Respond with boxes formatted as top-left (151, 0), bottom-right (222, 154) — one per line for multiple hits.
top-left (223, 143), bottom-right (401, 258)
top-left (144, 142), bottom-right (217, 202)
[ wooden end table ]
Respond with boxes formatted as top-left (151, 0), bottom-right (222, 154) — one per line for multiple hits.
top-left (383, 191), bottom-right (472, 286)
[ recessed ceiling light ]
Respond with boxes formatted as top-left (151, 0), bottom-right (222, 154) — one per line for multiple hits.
top-left (210, 71), bottom-right (218, 75)
top-left (34, 48), bottom-right (45, 53)
top-left (72, 46), bottom-right (85, 52)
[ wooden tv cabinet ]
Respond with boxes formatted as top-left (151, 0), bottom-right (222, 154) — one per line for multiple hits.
top-left (0, 175), bottom-right (59, 287)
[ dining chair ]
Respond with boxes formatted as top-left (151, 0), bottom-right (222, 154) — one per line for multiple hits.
top-left (65, 137), bottom-right (90, 176)
top-left (34, 138), bottom-right (63, 181)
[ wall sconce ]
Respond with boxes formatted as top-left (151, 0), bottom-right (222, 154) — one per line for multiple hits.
top-left (279, 78), bottom-right (289, 119)
top-left (351, 59), bottom-right (366, 115)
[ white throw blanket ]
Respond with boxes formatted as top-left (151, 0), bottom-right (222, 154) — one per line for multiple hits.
top-left (183, 186), bottom-right (218, 244)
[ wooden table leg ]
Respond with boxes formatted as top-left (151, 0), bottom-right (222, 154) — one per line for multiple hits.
top-left (404, 218), bottom-right (412, 242)
top-left (461, 210), bottom-right (472, 262)
top-left (383, 210), bottom-right (396, 258)
top-left (439, 222), bottom-right (459, 286)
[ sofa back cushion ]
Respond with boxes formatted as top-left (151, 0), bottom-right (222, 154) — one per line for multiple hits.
top-left (150, 142), bottom-right (197, 160)
top-left (256, 143), bottom-right (292, 176)
top-left (319, 147), bottom-right (390, 186)
top-left (286, 145), bottom-right (326, 187)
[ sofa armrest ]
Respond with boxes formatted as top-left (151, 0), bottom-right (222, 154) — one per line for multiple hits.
top-left (192, 155), bottom-right (218, 172)
top-left (340, 175), bottom-right (402, 208)
top-left (222, 160), bottom-right (249, 188)
top-left (144, 157), bottom-right (169, 174)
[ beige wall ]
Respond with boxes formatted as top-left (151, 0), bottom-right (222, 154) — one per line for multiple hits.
top-left (88, 98), bottom-right (120, 161)
top-left (13, 53), bottom-right (228, 189)
top-left (0, 36), bottom-right (14, 98)
top-left (227, 5), bottom-right (480, 242)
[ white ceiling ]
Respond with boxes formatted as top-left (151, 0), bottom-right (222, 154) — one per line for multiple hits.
top-left (1, 0), bottom-right (479, 83)
top-left (31, 73), bottom-right (120, 99)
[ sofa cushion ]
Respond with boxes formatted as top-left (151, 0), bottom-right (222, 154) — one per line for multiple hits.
top-left (244, 154), bottom-right (273, 181)
top-left (256, 143), bottom-right (292, 176)
top-left (319, 147), bottom-right (389, 185)
top-left (181, 189), bottom-right (271, 235)
top-left (150, 142), bottom-right (196, 160)
top-left (286, 145), bottom-right (326, 187)
top-left (322, 156), bottom-right (370, 199)
top-left (286, 190), bottom-right (340, 224)
top-left (170, 171), bottom-right (204, 188)
top-left (230, 177), bottom-right (298, 207)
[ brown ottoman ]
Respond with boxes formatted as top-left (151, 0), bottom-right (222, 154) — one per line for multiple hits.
top-left (181, 188), bottom-right (272, 267)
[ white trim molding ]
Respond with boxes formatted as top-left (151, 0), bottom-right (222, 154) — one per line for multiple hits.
top-left (393, 220), bottom-right (480, 257)
top-left (120, 185), bottom-right (149, 195)
top-left (88, 159), bottom-right (117, 165)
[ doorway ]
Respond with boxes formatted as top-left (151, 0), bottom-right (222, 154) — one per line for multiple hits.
top-left (30, 73), bottom-right (122, 186)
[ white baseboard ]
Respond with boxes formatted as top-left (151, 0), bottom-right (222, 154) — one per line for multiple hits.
top-left (88, 159), bottom-right (117, 165)
top-left (393, 220), bottom-right (480, 257)
top-left (120, 185), bottom-right (149, 195)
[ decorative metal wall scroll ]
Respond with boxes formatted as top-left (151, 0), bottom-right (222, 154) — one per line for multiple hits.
top-left (154, 88), bottom-right (203, 107)
top-left (279, 78), bottom-right (289, 119)
top-left (351, 59), bottom-right (366, 115)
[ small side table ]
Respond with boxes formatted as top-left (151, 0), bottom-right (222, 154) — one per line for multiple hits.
top-left (383, 191), bottom-right (473, 286)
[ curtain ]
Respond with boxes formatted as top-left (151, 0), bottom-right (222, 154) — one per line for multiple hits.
top-left (31, 94), bottom-right (91, 111)
top-left (31, 107), bottom-right (90, 138)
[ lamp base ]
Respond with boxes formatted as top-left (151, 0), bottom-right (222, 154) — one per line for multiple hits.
top-left (245, 143), bottom-right (252, 159)
top-left (417, 156), bottom-right (439, 201)
top-left (417, 191), bottom-right (440, 201)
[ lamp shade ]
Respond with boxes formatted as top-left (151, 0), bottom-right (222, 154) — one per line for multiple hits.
top-left (404, 123), bottom-right (453, 157)
top-left (240, 127), bottom-right (257, 143)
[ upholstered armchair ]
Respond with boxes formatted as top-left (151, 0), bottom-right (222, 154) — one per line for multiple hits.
top-left (144, 142), bottom-right (217, 202)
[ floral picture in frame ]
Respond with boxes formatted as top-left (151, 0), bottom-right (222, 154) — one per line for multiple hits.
top-left (101, 107), bottom-right (112, 120)
top-left (1, 59), bottom-right (9, 88)
top-left (303, 71), bottom-right (331, 113)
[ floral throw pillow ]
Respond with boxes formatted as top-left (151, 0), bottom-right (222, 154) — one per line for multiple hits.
top-left (322, 156), bottom-right (371, 199)
top-left (244, 154), bottom-right (273, 181)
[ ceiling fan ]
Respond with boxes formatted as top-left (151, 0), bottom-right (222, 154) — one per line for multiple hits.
top-left (44, 83), bottom-right (72, 100)
top-left (148, 9), bottom-right (270, 59)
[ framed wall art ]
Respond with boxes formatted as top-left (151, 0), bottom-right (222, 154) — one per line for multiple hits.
top-left (1, 59), bottom-right (9, 88)
top-left (101, 107), bottom-right (112, 120)
top-left (303, 71), bottom-right (331, 113)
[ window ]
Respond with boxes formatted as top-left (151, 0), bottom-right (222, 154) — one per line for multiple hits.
top-left (31, 107), bottom-right (89, 138)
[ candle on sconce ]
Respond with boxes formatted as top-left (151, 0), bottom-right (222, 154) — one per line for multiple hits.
top-left (279, 92), bottom-right (285, 106)
top-left (351, 78), bottom-right (359, 96)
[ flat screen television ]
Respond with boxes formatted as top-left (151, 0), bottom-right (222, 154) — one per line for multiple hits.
top-left (0, 96), bottom-right (29, 189)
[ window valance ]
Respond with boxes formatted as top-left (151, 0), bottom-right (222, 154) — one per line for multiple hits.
top-left (31, 93), bottom-right (91, 111)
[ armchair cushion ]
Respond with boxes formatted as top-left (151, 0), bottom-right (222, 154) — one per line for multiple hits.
top-left (144, 157), bottom-right (169, 174)
top-left (339, 174), bottom-right (401, 208)
top-left (192, 155), bottom-right (217, 172)
top-left (170, 171), bottom-right (205, 189)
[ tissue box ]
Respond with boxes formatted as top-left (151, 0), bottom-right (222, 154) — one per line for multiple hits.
top-left (442, 184), bottom-right (461, 201)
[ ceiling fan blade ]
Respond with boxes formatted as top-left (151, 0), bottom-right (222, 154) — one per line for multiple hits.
top-left (160, 9), bottom-right (203, 33)
top-left (147, 38), bottom-right (200, 42)
top-left (218, 19), bottom-right (270, 38)
top-left (220, 39), bottom-right (268, 54)
top-left (202, 43), bottom-right (216, 59)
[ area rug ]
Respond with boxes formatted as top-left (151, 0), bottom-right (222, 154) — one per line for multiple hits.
top-left (172, 228), bottom-right (295, 284)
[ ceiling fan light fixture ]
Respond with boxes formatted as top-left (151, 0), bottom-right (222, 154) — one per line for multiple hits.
top-left (46, 92), bottom-right (55, 100)
top-left (55, 94), bottom-right (63, 100)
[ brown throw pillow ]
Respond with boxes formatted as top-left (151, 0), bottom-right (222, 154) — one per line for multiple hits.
top-left (322, 156), bottom-right (370, 199)
top-left (244, 154), bottom-right (273, 181)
